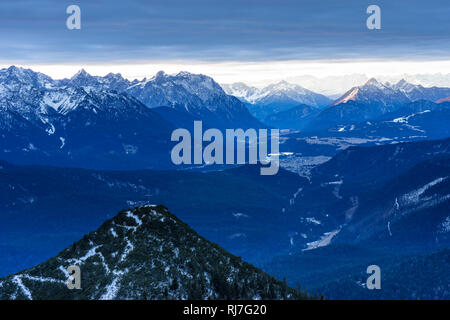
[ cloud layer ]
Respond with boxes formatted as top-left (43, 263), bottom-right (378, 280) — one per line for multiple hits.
top-left (0, 0), bottom-right (449, 63)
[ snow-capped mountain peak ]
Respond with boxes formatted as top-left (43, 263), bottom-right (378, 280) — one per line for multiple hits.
top-left (222, 80), bottom-right (332, 119)
top-left (333, 78), bottom-right (411, 106)
top-left (0, 205), bottom-right (299, 300)
top-left (71, 68), bottom-right (90, 79)
top-left (0, 65), bottom-right (54, 92)
top-left (364, 77), bottom-right (384, 87)
top-left (68, 69), bottom-right (103, 88)
top-left (222, 81), bottom-right (331, 107)
top-left (359, 77), bottom-right (397, 92)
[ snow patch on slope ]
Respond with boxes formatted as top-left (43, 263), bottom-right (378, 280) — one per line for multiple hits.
top-left (303, 229), bottom-right (341, 251)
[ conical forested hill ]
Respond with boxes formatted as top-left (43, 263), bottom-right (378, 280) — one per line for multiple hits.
top-left (0, 205), bottom-right (308, 300)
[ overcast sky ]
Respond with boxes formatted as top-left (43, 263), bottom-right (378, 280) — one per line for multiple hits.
top-left (0, 0), bottom-right (449, 83)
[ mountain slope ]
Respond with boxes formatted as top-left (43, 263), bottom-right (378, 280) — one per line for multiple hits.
top-left (263, 104), bottom-right (320, 130)
top-left (311, 138), bottom-right (450, 193)
top-left (318, 248), bottom-right (450, 299)
top-left (321, 100), bottom-right (450, 141)
top-left (271, 138), bottom-right (450, 254)
top-left (0, 205), bottom-right (305, 300)
top-left (263, 146), bottom-right (450, 297)
top-left (332, 155), bottom-right (450, 248)
top-left (308, 79), bottom-right (450, 131)
top-left (391, 79), bottom-right (450, 102)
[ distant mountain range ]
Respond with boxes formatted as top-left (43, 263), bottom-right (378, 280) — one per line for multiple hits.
top-left (333, 78), bottom-right (450, 106)
top-left (310, 79), bottom-right (450, 130)
top-left (244, 78), bottom-right (450, 132)
top-left (222, 78), bottom-right (450, 131)
top-left (280, 73), bottom-right (450, 96)
top-left (0, 205), bottom-right (305, 300)
top-left (222, 81), bottom-right (331, 120)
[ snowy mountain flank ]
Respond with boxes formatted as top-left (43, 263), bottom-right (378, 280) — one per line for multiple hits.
top-left (333, 78), bottom-right (450, 107)
top-left (0, 205), bottom-right (305, 300)
top-left (0, 66), bottom-right (262, 128)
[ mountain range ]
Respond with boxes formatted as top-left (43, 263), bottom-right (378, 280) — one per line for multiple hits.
top-left (320, 100), bottom-right (450, 141)
top-left (223, 77), bottom-right (450, 132)
top-left (312, 78), bottom-right (450, 130)
top-left (281, 73), bottom-right (450, 97)
top-left (0, 66), bottom-right (264, 169)
top-left (257, 78), bottom-right (450, 131)
top-left (333, 78), bottom-right (450, 107)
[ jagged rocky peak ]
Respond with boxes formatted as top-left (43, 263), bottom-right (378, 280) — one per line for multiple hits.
top-left (154, 70), bottom-right (166, 79)
top-left (70, 69), bottom-right (101, 84)
top-left (365, 77), bottom-right (380, 85)
top-left (71, 68), bottom-right (90, 78)
top-left (103, 72), bottom-right (126, 81)
top-left (65, 69), bottom-right (132, 92)
top-left (129, 69), bottom-right (228, 106)
top-left (0, 65), bottom-right (54, 89)
top-left (0, 205), bottom-right (304, 300)
top-left (362, 77), bottom-right (387, 89)
top-left (396, 78), bottom-right (409, 86)
top-left (222, 79), bottom-right (331, 110)
top-left (392, 78), bottom-right (421, 92)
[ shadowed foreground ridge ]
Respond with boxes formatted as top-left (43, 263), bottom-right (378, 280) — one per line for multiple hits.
top-left (0, 205), bottom-right (308, 300)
